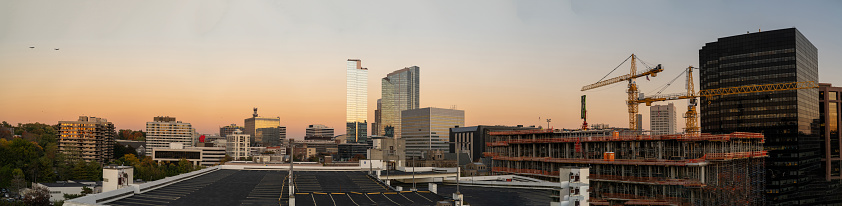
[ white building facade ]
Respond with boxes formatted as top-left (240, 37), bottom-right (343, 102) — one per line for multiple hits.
top-left (227, 129), bottom-right (251, 160)
top-left (650, 103), bottom-right (677, 135)
top-left (145, 116), bottom-right (196, 150)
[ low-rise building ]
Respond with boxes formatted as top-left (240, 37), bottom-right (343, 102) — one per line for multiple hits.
top-left (463, 162), bottom-right (489, 176)
top-left (36, 180), bottom-right (99, 202)
top-left (305, 124), bottom-right (335, 140)
top-left (151, 143), bottom-right (226, 166)
top-left (115, 140), bottom-right (147, 157)
top-left (367, 136), bottom-right (405, 169)
top-left (293, 147), bottom-right (317, 160)
top-left (293, 140), bottom-right (338, 154)
top-left (337, 143), bottom-right (367, 161)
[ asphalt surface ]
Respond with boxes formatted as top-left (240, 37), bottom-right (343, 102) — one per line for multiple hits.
top-left (107, 170), bottom-right (445, 206)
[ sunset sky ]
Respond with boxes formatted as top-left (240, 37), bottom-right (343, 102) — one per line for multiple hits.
top-left (2, 0), bottom-right (841, 138)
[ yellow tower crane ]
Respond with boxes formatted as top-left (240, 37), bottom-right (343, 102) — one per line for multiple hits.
top-left (634, 66), bottom-right (818, 135)
top-left (581, 54), bottom-right (664, 130)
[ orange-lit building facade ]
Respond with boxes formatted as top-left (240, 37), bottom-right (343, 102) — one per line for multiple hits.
top-left (58, 116), bottom-right (116, 164)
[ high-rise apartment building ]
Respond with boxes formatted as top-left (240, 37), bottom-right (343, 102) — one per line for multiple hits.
top-left (699, 28), bottom-right (821, 205)
top-left (220, 124), bottom-right (244, 137)
top-left (244, 108), bottom-right (281, 146)
top-left (346, 59), bottom-right (368, 143)
top-left (819, 83), bottom-right (842, 182)
top-left (650, 103), bottom-right (677, 135)
top-left (58, 116), bottom-right (115, 164)
top-left (226, 129), bottom-right (250, 160)
top-left (145, 116), bottom-right (195, 150)
top-left (305, 124), bottom-right (334, 140)
top-left (381, 66), bottom-right (420, 138)
top-left (402, 107), bottom-right (464, 158)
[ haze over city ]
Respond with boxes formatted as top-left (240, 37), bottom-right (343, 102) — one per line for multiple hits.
top-left (2, 0), bottom-right (841, 138)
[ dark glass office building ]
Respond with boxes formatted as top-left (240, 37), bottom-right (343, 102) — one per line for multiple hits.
top-left (699, 28), bottom-right (824, 205)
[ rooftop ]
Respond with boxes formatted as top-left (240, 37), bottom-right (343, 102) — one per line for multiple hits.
top-left (107, 170), bottom-right (445, 206)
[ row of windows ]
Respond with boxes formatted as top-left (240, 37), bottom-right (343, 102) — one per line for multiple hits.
top-left (720, 72), bottom-right (795, 84)
top-left (721, 121), bottom-right (796, 129)
top-left (719, 48), bottom-right (794, 61)
top-left (721, 113), bottom-right (796, 121)
top-left (821, 91), bottom-right (840, 101)
top-left (720, 56), bottom-right (795, 68)
top-left (716, 97), bottom-right (796, 106)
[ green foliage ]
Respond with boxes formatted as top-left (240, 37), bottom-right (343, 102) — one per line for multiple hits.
top-left (220, 154), bottom-right (233, 164)
top-left (10, 169), bottom-right (26, 194)
top-left (81, 186), bottom-right (93, 195)
top-left (63, 193), bottom-right (84, 200)
top-left (71, 161), bottom-right (102, 181)
top-left (16, 123), bottom-right (57, 148)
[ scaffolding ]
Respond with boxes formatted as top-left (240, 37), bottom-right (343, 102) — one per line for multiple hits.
top-left (485, 129), bottom-right (766, 205)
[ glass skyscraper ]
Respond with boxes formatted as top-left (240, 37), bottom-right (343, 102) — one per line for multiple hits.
top-left (699, 28), bottom-right (822, 205)
top-left (346, 59), bottom-right (368, 143)
top-left (381, 66), bottom-right (420, 138)
top-left (244, 108), bottom-right (281, 146)
top-left (402, 107), bottom-right (464, 158)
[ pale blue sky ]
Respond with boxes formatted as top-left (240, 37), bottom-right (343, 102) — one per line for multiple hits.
top-left (1, 0), bottom-right (840, 137)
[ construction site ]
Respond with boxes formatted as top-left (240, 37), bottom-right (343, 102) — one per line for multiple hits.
top-left (480, 53), bottom-right (816, 205)
top-left (485, 129), bottom-right (766, 205)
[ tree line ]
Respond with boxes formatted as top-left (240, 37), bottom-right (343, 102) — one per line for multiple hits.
top-left (0, 121), bottom-right (202, 197)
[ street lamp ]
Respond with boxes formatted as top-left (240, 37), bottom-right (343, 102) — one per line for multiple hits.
top-left (447, 137), bottom-right (464, 203)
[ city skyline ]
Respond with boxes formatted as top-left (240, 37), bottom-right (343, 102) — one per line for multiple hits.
top-left (2, 1), bottom-right (842, 138)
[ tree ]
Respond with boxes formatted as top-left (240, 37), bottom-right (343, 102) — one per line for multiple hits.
top-left (64, 193), bottom-right (84, 200)
top-left (113, 143), bottom-right (138, 159)
top-left (10, 168), bottom-right (26, 194)
top-left (220, 154), bottom-right (233, 165)
top-left (177, 159), bottom-right (193, 174)
top-left (23, 184), bottom-right (51, 206)
top-left (117, 129), bottom-right (146, 141)
top-left (0, 127), bottom-right (11, 139)
top-left (81, 186), bottom-right (93, 195)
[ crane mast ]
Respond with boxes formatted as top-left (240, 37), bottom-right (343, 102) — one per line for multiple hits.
top-left (582, 54), bottom-right (663, 131)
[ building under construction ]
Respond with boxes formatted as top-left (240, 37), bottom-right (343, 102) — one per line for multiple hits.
top-left (484, 129), bottom-right (766, 205)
